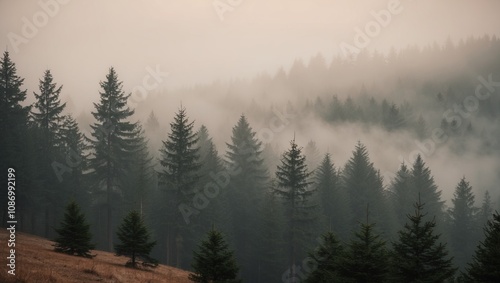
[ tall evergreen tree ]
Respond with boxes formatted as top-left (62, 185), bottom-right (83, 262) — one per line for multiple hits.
top-left (465, 211), bottom-right (500, 282)
top-left (58, 115), bottom-right (89, 208)
top-left (0, 51), bottom-right (34, 231)
top-left (315, 153), bottom-right (350, 239)
top-left (31, 69), bottom-right (66, 237)
top-left (54, 200), bottom-right (94, 258)
top-left (159, 106), bottom-right (200, 267)
top-left (389, 162), bottom-right (413, 228)
top-left (87, 67), bottom-right (139, 250)
top-left (390, 199), bottom-right (456, 282)
top-left (342, 142), bottom-right (391, 234)
top-left (115, 210), bottom-right (157, 267)
top-left (273, 138), bottom-right (315, 280)
top-left (304, 232), bottom-right (344, 283)
top-left (448, 177), bottom-right (479, 270)
top-left (410, 155), bottom-right (445, 224)
top-left (340, 220), bottom-right (389, 283)
top-left (190, 228), bottom-right (241, 283)
top-left (478, 190), bottom-right (493, 230)
top-left (32, 69), bottom-right (66, 146)
top-left (224, 115), bottom-right (268, 282)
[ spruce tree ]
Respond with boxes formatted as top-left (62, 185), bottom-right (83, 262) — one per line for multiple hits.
top-left (391, 199), bottom-right (456, 282)
top-left (0, 51), bottom-right (33, 228)
top-left (478, 190), bottom-right (493, 230)
top-left (190, 228), bottom-right (241, 283)
top-left (159, 106), bottom-right (200, 267)
top-left (225, 115), bottom-right (268, 281)
top-left (315, 153), bottom-right (350, 239)
top-left (54, 201), bottom-right (94, 258)
top-left (389, 162), bottom-right (413, 228)
top-left (465, 211), bottom-right (500, 282)
top-left (32, 69), bottom-right (66, 147)
top-left (87, 67), bottom-right (139, 250)
top-left (448, 177), bottom-right (479, 270)
top-left (410, 155), bottom-right (445, 224)
top-left (115, 210), bottom-right (157, 267)
top-left (31, 69), bottom-right (66, 237)
top-left (273, 138), bottom-right (315, 280)
top-left (304, 232), bottom-right (344, 283)
top-left (342, 142), bottom-right (391, 234)
top-left (340, 220), bottom-right (389, 283)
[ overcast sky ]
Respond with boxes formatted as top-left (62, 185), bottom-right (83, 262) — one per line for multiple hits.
top-left (1, 0), bottom-right (500, 110)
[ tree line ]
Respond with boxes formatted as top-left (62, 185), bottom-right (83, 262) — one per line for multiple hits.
top-left (1, 50), bottom-right (499, 282)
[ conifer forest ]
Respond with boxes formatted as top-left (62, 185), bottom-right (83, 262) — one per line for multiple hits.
top-left (1, 1), bottom-right (500, 282)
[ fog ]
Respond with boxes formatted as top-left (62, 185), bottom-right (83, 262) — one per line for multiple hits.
top-left (2, 0), bottom-right (500, 200)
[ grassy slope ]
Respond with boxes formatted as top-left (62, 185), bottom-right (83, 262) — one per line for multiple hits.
top-left (0, 229), bottom-right (191, 283)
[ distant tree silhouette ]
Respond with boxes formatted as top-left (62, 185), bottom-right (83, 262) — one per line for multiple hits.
top-left (304, 232), bottom-right (344, 283)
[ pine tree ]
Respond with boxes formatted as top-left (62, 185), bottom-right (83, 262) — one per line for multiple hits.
top-left (159, 106), bottom-right (200, 267)
top-left (410, 155), bottom-right (445, 224)
top-left (465, 211), bottom-right (500, 282)
top-left (115, 210), bottom-right (157, 267)
top-left (390, 199), bottom-right (456, 282)
top-left (340, 220), bottom-right (389, 283)
top-left (478, 190), bottom-right (493, 230)
top-left (58, 115), bottom-right (89, 208)
top-left (225, 115), bottom-right (268, 281)
top-left (304, 232), bottom-right (344, 283)
top-left (315, 153), bottom-right (350, 239)
top-left (31, 69), bottom-right (66, 147)
top-left (342, 142), bottom-right (391, 233)
top-left (448, 177), bottom-right (479, 270)
top-left (31, 69), bottom-right (66, 237)
top-left (54, 201), bottom-right (94, 258)
top-left (87, 67), bottom-right (139, 250)
top-left (189, 228), bottom-right (241, 283)
top-left (0, 51), bottom-right (33, 228)
top-left (389, 162), bottom-right (413, 228)
top-left (273, 138), bottom-right (316, 280)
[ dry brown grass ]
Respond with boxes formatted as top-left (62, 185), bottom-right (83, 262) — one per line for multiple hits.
top-left (0, 230), bottom-right (192, 283)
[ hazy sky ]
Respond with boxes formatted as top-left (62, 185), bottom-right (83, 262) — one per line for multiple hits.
top-left (1, 0), bottom-right (500, 110)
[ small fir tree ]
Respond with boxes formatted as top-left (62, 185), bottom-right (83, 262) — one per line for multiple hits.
top-left (115, 210), bottom-right (157, 268)
top-left (53, 201), bottom-right (94, 258)
top-left (189, 228), bottom-right (241, 283)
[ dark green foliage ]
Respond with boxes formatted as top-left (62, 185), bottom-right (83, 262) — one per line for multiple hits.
top-left (190, 228), bottom-right (241, 283)
top-left (315, 153), bottom-right (350, 239)
top-left (304, 232), bottom-right (344, 283)
top-left (31, 69), bottom-right (66, 147)
top-left (274, 138), bottom-right (316, 278)
top-left (342, 142), bottom-right (393, 234)
top-left (159, 106), bottom-right (200, 267)
top-left (391, 200), bottom-right (456, 282)
top-left (448, 177), bottom-right (479, 270)
top-left (340, 221), bottom-right (389, 283)
top-left (87, 67), bottom-right (139, 250)
top-left (54, 201), bottom-right (94, 258)
top-left (115, 210), bottom-right (157, 268)
top-left (389, 162), bottom-right (413, 228)
top-left (465, 211), bottom-right (500, 282)
top-left (410, 155), bottom-right (445, 224)
top-left (225, 115), bottom-right (268, 281)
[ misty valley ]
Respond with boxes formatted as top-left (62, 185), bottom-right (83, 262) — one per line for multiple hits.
top-left (1, 13), bottom-right (500, 283)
